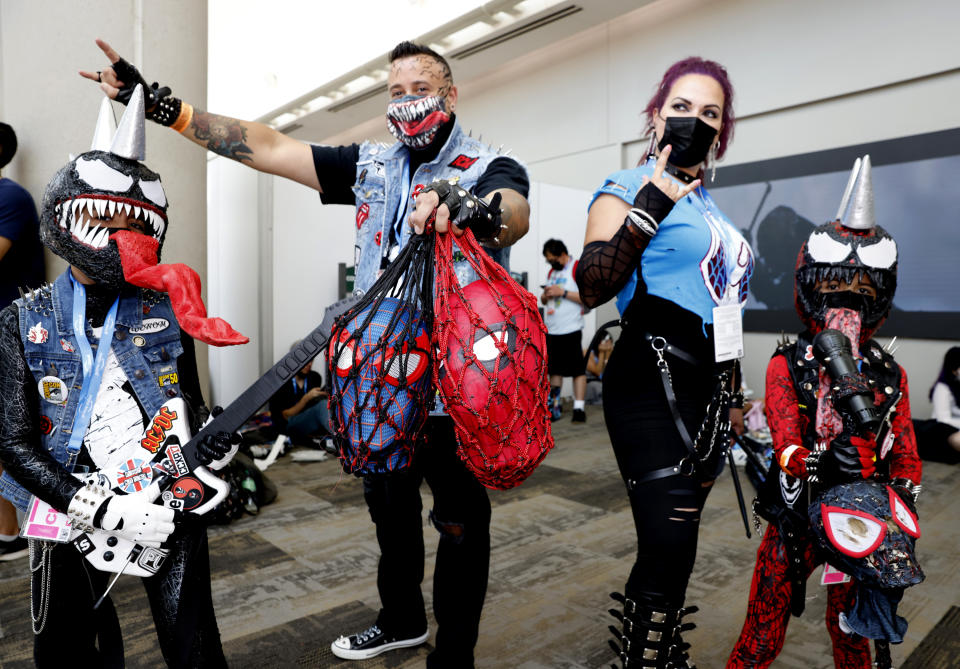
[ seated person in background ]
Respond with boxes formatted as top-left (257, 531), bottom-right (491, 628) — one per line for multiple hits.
top-left (268, 344), bottom-right (330, 444)
top-left (914, 346), bottom-right (960, 464)
top-left (584, 329), bottom-right (614, 405)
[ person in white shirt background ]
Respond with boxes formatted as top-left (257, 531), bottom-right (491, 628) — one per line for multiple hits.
top-left (540, 239), bottom-right (588, 423)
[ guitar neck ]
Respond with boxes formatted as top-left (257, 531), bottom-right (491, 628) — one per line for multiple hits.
top-left (182, 295), bottom-right (360, 470)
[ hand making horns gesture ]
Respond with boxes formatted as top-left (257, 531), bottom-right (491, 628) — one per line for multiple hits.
top-left (641, 144), bottom-right (702, 202)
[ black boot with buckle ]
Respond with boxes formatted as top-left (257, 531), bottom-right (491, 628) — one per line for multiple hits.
top-left (607, 591), bottom-right (699, 668)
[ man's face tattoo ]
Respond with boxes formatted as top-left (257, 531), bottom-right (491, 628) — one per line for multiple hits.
top-left (386, 55), bottom-right (454, 150)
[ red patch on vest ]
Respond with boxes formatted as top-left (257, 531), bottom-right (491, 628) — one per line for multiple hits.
top-left (448, 154), bottom-right (479, 170)
top-left (356, 203), bottom-right (370, 229)
top-left (375, 231), bottom-right (382, 246)
top-left (140, 406), bottom-right (178, 454)
top-left (39, 415), bottom-right (53, 435)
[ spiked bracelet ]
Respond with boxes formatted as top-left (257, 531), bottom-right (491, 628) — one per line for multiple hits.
top-left (148, 95), bottom-right (184, 127)
top-left (66, 481), bottom-right (111, 532)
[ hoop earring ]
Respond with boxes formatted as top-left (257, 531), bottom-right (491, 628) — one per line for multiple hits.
top-left (709, 142), bottom-right (719, 182)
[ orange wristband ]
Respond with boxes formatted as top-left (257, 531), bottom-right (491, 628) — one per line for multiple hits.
top-left (170, 102), bottom-right (194, 134)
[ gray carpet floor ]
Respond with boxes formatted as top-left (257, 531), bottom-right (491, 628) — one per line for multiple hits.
top-left (1, 404), bottom-right (958, 668)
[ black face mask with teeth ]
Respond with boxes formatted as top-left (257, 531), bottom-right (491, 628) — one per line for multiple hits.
top-left (40, 150), bottom-right (169, 288)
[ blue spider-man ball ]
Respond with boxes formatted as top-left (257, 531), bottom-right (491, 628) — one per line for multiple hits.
top-left (329, 297), bottom-right (431, 473)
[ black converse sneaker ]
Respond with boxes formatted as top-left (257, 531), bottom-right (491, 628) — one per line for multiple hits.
top-left (330, 623), bottom-right (428, 660)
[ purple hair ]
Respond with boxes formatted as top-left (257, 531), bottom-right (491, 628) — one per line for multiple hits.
top-left (643, 57), bottom-right (736, 160)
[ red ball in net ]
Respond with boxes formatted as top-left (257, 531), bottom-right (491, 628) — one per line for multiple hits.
top-left (437, 277), bottom-right (550, 487)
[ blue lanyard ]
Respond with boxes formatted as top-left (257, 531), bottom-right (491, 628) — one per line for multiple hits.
top-left (66, 276), bottom-right (119, 463)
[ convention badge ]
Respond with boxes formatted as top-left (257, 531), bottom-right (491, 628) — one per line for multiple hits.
top-left (712, 303), bottom-right (744, 363)
top-left (129, 317), bottom-right (170, 334)
top-left (21, 495), bottom-right (72, 542)
top-left (38, 376), bottom-right (68, 405)
top-left (820, 562), bottom-right (851, 585)
top-left (27, 322), bottom-right (48, 344)
top-left (879, 428), bottom-right (895, 460)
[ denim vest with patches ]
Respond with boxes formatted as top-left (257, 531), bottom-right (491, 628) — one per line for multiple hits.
top-left (0, 270), bottom-right (184, 511)
top-left (351, 121), bottom-right (520, 292)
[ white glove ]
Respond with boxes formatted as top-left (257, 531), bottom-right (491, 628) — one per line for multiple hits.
top-left (68, 482), bottom-right (176, 548)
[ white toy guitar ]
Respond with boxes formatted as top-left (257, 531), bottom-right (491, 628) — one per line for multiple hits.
top-left (69, 295), bottom-right (359, 576)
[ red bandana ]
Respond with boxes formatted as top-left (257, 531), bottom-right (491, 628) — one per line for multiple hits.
top-left (114, 230), bottom-right (248, 347)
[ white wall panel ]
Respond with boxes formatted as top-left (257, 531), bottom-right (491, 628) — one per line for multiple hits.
top-left (206, 157), bottom-right (261, 406)
top-left (270, 177), bottom-right (355, 365)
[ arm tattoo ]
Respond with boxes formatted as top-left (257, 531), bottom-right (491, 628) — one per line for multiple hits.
top-left (190, 109), bottom-right (254, 162)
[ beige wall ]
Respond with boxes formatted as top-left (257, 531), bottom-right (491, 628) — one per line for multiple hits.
top-left (0, 0), bottom-right (210, 396)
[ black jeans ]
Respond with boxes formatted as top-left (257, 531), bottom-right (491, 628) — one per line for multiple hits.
top-left (362, 416), bottom-right (491, 668)
top-left (31, 528), bottom-right (226, 668)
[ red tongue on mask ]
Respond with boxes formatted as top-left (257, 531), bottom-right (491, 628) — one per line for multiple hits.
top-left (114, 230), bottom-right (248, 347)
top-left (815, 307), bottom-right (863, 443)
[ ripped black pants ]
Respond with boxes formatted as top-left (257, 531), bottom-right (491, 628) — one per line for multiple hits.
top-left (362, 416), bottom-right (491, 668)
top-left (602, 331), bottom-right (716, 608)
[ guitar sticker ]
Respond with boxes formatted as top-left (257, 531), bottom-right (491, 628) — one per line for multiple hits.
top-left (115, 458), bottom-right (154, 493)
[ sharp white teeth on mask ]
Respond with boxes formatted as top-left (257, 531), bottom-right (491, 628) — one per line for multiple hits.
top-left (108, 199), bottom-right (116, 217)
top-left (93, 226), bottom-right (109, 249)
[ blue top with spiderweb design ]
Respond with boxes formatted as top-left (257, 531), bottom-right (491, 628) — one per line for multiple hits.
top-left (590, 156), bottom-right (754, 334)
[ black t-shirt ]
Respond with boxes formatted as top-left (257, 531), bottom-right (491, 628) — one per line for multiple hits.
top-left (268, 370), bottom-right (324, 433)
top-left (310, 144), bottom-right (530, 206)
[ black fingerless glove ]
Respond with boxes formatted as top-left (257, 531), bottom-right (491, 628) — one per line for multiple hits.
top-left (112, 57), bottom-right (183, 127)
top-left (421, 178), bottom-right (503, 240)
top-left (196, 431), bottom-right (240, 465)
top-left (632, 182), bottom-right (676, 223)
top-left (195, 406), bottom-right (241, 468)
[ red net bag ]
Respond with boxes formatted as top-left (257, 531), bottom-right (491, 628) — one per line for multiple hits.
top-left (433, 230), bottom-right (554, 489)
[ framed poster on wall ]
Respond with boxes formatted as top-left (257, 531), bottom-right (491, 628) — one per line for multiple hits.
top-left (710, 127), bottom-right (960, 339)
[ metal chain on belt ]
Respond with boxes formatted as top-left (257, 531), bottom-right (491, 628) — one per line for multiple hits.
top-left (694, 369), bottom-right (732, 465)
top-left (29, 540), bottom-right (54, 635)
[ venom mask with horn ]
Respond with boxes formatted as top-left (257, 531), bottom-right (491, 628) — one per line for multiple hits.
top-left (41, 86), bottom-right (168, 290)
top-left (794, 155), bottom-right (898, 342)
top-left (40, 86), bottom-right (246, 346)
